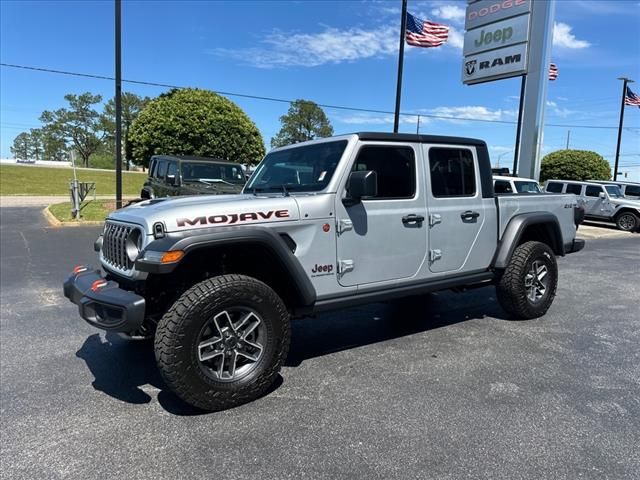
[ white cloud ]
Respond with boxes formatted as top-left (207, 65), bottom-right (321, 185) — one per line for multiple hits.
top-left (424, 106), bottom-right (515, 121)
top-left (337, 114), bottom-right (420, 125)
top-left (553, 22), bottom-right (590, 49)
top-left (546, 100), bottom-right (557, 108)
top-left (431, 5), bottom-right (466, 24)
top-left (446, 25), bottom-right (464, 50)
top-left (209, 25), bottom-right (398, 68)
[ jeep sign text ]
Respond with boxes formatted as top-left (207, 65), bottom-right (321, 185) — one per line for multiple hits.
top-left (463, 13), bottom-right (530, 57)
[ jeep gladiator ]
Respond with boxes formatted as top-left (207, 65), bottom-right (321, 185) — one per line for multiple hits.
top-left (64, 132), bottom-right (585, 411)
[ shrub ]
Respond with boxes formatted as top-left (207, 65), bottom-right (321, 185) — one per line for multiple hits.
top-left (540, 149), bottom-right (611, 183)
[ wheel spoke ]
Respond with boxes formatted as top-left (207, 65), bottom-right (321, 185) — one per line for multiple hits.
top-left (213, 310), bottom-right (233, 337)
top-left (240, 317), bottom-right (261, 340)
top-left (233, 312), bottom-right (257, 334)
top-left (198, 337), bottom-right (223, 362)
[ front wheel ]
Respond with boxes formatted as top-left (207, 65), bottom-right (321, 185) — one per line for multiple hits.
top-left (496, 241), bottom-right (558, 320)
top-left (154, 274), bottom-right (290, 411)
top-left (615, 211), bottom-right (639, 232)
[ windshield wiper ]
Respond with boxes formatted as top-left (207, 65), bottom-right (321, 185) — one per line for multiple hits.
top-left (281, 184), bottom-right (290, 197)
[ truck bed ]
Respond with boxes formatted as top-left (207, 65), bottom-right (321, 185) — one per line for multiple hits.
top-left (496, 194), bottom-right (578, 247)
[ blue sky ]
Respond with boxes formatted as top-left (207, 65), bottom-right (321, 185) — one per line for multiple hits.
top-left (1, 0), bottom-right (639, 178)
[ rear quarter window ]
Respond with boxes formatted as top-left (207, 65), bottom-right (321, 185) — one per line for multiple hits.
top-left (565, 184), bottom-right (582, 195)
top-left (546, 182), bottom-right (563, 193)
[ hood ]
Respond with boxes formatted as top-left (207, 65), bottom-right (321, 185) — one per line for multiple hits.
top-left (610, 197), bottom-right (640, 209)
top-left (109, 194), bottom-right (300, 233)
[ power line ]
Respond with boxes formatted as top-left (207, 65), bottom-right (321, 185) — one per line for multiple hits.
top-left (2, 62), bottom-right (636, 131)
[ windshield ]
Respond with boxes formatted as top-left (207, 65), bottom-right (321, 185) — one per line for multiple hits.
top-left (515, 181), bottom-right (542, 193)
top-left (181, 162), bottom-right (245, 185)
top-left (604, 185), bottom-right (624, 198)
top-left (245, 140), bottom-right (348, 193)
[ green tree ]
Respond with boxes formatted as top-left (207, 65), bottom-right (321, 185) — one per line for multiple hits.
top-left (10, 132), bottom-right (30, 159)
top-left (271, 99), bottom-right (333, 148)
top-left (540, 149), bottom-right (611, 183)
top-left (102, 92), bottom-right (150, 170)
top-left (129, 88), bottom-right (265, 168)
top-left (40, 92), bottom-right (107, 167)
top-left (41, 125), bottom-right (68, 161)
top-left (28, 128), bottom-right (44, 160)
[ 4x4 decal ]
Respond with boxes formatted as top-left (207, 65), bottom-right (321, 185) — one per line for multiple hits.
top-left (176, 209), bottom-right (290, 227)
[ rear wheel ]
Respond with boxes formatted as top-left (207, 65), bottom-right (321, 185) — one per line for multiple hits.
top-left (154, 274), bottom-right (290, 411)
top-left (615, 211), bottom-right (639, 232)
top-left (496, 241), bottom-right (558, 320)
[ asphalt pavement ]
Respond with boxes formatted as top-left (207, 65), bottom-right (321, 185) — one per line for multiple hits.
top-left (1, 207), bottom-right (639, 479)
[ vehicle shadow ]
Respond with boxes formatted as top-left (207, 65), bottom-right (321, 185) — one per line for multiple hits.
top-left (75, 286), bottom-right (506, 414)
top-left (286, 286), bottom-right (507, 367)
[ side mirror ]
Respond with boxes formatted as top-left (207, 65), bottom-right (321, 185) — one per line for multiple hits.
top-left (599, 192), bottom-right (606, 199)
top-left (344, 170), bottom-right (377, 205)
top-left (167, 175), bottom-right (181, 187)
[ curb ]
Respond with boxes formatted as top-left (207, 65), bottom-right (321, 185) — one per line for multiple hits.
top-left (42, 206), bottom-right (104, 227)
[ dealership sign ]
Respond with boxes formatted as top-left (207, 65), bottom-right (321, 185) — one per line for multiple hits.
top-left (463, 14), bottom-right (530, 56)
top-left (462, 43), bottom-right (528, 84)
top-left (465, 0), bottom-right (531, 30)
top-left (462, 0), bottom-right (531, 85)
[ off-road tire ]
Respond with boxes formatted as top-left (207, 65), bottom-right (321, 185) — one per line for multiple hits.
top-left (154, 274), bottom-right (290, 411)
top-left (615, 211), bottom-right (639, 232)
top-left (496, 241), bottom-right (558, 320)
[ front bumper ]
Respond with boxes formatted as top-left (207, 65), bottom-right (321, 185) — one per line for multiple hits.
top-left (63, 267), bottom-right (145, 332)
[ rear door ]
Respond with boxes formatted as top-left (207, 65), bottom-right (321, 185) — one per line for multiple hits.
top-left (425, 145), bottom-right (492, 273)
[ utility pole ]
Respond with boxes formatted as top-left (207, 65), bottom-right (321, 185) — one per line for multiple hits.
top-left (565, 130), bottom-right (571, 149)
top-left (416, 115), bottom-right (420, 134)
top-left (115, 0), bottom-right (123, 209)
top-left (614, 77), bottom-right (633, 181)
top-left (393, 0), bottom-right (408, 133)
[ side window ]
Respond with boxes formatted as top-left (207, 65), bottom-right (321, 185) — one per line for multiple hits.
top-left (429, 148), bottom-right (476, 198)
top-left (624, 185), bottom-right (640, 197)
top-left (546, 182), bottom-right (563, 193)
top-left (351, 145), bottom-right (416, 199)
top-left (565, 184), bottom-right (582, 195)
top-left (494, 180), bottom-right (513, 194)
top-left (585, 185), bottom-right (602, 197)
top-left (156, 160), bottom-right (168, 181)
top-left (166, 162), bottom-right (178, 183)
top-left (149, 159), bottom-right (156, 177)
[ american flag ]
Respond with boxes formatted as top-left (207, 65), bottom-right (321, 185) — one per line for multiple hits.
top-left (405, 12), bottom-right (449, 48)
top-left (548, 63), bottom-right (558, 81)
top-left (625, 86), bottom-right (640, 107)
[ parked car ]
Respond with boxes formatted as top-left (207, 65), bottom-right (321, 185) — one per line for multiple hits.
top-left (544, 179), bottom-right (640, 232)
top-left (593, 180), bottom-right (640, 200)
top-left (493, 175), bottom-right (542, 194)
top-left (65, 132), bottom-right (585, 411)
top-left (141, 155), bottom-right (246, 199)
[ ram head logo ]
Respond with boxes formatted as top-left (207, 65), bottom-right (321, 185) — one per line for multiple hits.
top-left (465, 60), bottom-right (477, 76)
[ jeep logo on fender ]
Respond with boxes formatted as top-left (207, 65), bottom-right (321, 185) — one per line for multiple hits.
top-left (176, 209), bottom-right (290, 227)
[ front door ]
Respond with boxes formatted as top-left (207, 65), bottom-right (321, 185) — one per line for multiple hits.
top-left (425, 145), bottom-right (488, 273)
top-left (335, 143), bottom-right (427, 287)
top-left (584, 185), bottom-right (612, 218)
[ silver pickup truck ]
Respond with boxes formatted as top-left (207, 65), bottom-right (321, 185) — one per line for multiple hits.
top-left (64, 132), bottom-right (584, 411)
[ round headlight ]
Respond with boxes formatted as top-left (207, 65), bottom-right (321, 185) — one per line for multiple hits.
top-left (125, 229), bottom-right (142, 262)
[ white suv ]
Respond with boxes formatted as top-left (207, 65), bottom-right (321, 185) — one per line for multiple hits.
top-left (493, 175), bottom-right (542, 194)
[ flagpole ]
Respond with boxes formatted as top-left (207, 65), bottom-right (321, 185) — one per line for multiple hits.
top-left (614, 77), bottom-right (632, 181)
top-left (393, 0), bottom-right (408, 133)
top-left (512, 75), bottom-right (526, 175)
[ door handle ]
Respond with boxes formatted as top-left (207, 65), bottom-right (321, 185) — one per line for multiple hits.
top-left (460, 210), bottom-right (480, 220)
top-left (402, 214), bottom-right (425, 224)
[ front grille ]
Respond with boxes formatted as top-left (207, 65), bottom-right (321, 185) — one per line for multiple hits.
top-left (102, 221), bottom-right (136, 271)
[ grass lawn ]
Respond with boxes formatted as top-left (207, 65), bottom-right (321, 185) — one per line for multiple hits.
top-left (48, 200), bottom-right (115, 222)
top-left (0, 164), bottom-right (146, 196)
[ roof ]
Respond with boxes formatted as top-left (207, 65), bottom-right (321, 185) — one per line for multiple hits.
top-left (355, 132), bottom-right (486, 147)
top-left (493, 175), bottom-right (537, 182)
top-left (151, 154), bottom-right (234, 163)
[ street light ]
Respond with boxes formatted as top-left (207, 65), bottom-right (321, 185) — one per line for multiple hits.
top-left (497, 151), bottom-right (513, 169)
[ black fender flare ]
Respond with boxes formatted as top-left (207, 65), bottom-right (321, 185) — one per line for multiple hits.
top-left (135, 226), bottom-right (316, 307)
top-left (492, 212), bottom-right (564, 269)
top-left (140, 187), bottom-right (154, 199)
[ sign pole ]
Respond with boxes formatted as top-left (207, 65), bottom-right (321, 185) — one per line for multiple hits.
top-left (115, 0), bottom-right (123, 209)
top-left (613, 77), bottom-right (632, 181)
top-left (513, 75), bottom-right (526, 175)
top-left (393, 0), bottom-right (408, 134)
